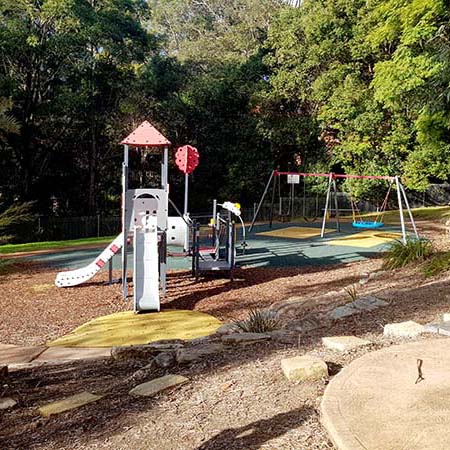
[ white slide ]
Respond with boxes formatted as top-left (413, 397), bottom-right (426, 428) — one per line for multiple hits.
top-left (55, 233), bottom-right (124, 287)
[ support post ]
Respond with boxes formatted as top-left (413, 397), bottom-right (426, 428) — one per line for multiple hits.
top-left (269, 172), bottom-right (277, 229)
top-left (183, 173), bottom-right (189, 216)
top-left (121, 145), bottom-right (129, 299)
top-left (212, 199), bottom-right (217, 247)
top-left (399, 182), bottom-right (419, 238)
top-left (395, 176), bottom-right (407, 244)
top-left (248, 170), bottom-right (275, 232)
top-left (332, 177), bottom-right (340, 232)
top-left (321, 173), bottom-right (333, 238)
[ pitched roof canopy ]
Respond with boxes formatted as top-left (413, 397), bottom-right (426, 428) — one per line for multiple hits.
top-left (120, 121), bottom-right (171, 147)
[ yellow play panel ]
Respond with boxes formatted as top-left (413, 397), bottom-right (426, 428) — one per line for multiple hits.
top-left (257, 226), bottom-right (334, 239)
top-left (328, 231), bottom-right (402, 248)
top-left (49, 310), bottom-right (222, 348)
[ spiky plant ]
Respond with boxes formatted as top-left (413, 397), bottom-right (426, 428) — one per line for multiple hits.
top-left (344, 284), bottom-right (358, 301)
top-left (383, 237), bottom-right (434, 270)
top-left (235, 308), bottom-right (282, 333)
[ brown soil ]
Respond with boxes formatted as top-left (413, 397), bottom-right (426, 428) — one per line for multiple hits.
top-left (1, 219), bottom-right (450, 449)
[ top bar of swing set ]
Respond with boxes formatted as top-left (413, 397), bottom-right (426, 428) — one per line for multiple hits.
top-left (274, 171), bottom-right (395, 181)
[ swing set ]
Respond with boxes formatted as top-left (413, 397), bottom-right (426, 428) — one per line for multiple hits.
top-left (249, 170), bottom-right (419, 243)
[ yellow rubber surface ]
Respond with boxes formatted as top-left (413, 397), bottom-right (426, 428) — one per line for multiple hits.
top-left (328, 231), bottom-right (402, 248)
top-left (49, 310), bottom-right (222, 348)
top-left (257, 226), bottom-right (334, 239)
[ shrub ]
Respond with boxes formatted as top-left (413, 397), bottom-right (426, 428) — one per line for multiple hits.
top-left (383, 237), bottom-right (434, 270)
top-left (235, 308), bottom-right (282, 333)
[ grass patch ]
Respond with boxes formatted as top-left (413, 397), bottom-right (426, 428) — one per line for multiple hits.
top-left (341, 206), bottom-right (450, 223)
top-left (383, 237), bottom-right (434, 270)
top-left (0, 236), bottom-right (115, 255)
top-left (423, 251), bottom-right (450, 277)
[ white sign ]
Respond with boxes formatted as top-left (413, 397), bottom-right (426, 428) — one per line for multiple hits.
top-left (287, 174), bottom-right (300, 184)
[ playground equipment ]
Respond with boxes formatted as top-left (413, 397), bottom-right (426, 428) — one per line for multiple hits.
top-left (55, 121), bottom-right (189, 312)
top-left (192, 200), bottom-right (244, 280)
top-left (249, 170), bottom-right (419, 243)
top-left (55, 121), bottom-right (242, 311)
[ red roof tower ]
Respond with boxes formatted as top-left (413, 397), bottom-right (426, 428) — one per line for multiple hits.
top-left (120, 121), bottom-right (171, 147)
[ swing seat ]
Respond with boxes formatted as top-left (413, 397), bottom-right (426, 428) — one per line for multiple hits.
top-left (352, 221), bottom-right (384, 229)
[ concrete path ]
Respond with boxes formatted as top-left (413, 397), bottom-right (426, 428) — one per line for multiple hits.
top-left (0, 343), bottom-right (110, 370)
top-left (321, 338), bottom-right (450, 450)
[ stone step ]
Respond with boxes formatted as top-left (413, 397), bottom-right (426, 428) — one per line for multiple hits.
top-left (39, 392), bottom-right (103, 417)
top-left (129, 374), bottom-right (189, 397)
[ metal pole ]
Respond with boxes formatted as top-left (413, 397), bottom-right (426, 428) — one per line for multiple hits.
top-left (248, 170), bottom-right (275, 232)
top-left (121, 145), bottom-right (129, 300)
top-left (332, 177), bottom-right (340, 233)
top-left (212, 199), bottom-right (217, 247)
top-left (321, 173), bottom-right (333, 238)
top-left (395, 176), bottom-right (407, 244)
top-left (183, 173), bottom-right (189, 216)
top-left (269, 173), bottom-right (277, 229)
top-left (399, 182), bottom-right (419, 238)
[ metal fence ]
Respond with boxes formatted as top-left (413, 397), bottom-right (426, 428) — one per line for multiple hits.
top-left (8, 183), bottom-right (450, 244)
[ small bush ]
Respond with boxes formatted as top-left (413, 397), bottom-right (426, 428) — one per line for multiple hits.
top-left (235, 309), bottom-right (282, 333)
top-left (383, 237), bottom-right (434, 270)
top-left (423, 252), bottom-right (450, 277)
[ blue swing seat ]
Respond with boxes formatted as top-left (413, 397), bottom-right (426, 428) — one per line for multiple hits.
top-left (352, 221), bottom-right (384, 229)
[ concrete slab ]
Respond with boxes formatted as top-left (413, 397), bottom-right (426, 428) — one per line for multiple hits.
top-left (0, 344), bottom-right (47, 366)
top-left (129, 374), bottom-right (189, 397)
top-left (321, 338), bottom-right (450, 450)
top-left (39, 392), bottom-right (103, 417)
top-left (281, 355), bottom-right (328, 382)
top-left (35, 347), bottom-right (111, 362)
top-left (384, 320), bottom-right (425, 338)
top-left (322, 336), bottom-right (371, 352)
top-left (424, 322), bottom-right (450, 337)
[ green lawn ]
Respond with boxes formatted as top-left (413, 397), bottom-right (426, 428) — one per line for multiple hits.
top-left (0, 236), bottom-right (116, 255)
top-left (342, 205), bottom-right (450, 222)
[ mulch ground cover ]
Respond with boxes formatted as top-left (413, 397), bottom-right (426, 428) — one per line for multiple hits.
top-left (1, 219), bottom-right (450, 449)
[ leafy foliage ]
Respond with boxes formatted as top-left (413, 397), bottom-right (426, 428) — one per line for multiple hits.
top-left (383, 237), bottom-right (434, 269)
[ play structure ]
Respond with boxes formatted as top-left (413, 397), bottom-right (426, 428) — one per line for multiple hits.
top-left (55, 121), bottom-right (243, 312)
top-left (249, 170), bottom-right (419, 243)
top-left (192, 200), bottom-right (245, 281)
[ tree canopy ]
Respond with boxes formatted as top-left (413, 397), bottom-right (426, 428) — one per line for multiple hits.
top-left (0, 0), bottom-right (449, 225)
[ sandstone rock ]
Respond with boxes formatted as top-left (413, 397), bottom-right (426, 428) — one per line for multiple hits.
top-left (221, 333), bottom-right (271, 345)
top-left (384, 321), bottom-right (425, 338)
top-left (281, 355), bottom-right (328, 382)
top-left (154, 352), bottom-right (176, 369)
top-left (129, 374), bottom-right (189, 397)
top-left (111, 340), bottom-right (184, 361)
top-left (39, 392), bottom-right (103, 417)
top-left (268, 329), bottom-right (297, 344)
top-left (0, 397), bottom-right (16, 410)
top-left (322, 336), bottom-right (372, 352)
top-left (443, 313), bottom-right (450, 322)
top-left (176, 344), bottom-right (224, 364)
top-left (215, 323), bottom-right (241, 335)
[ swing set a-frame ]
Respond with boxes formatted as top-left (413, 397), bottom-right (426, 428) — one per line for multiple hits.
top-left (249, 170), bottom-right (419, 244)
